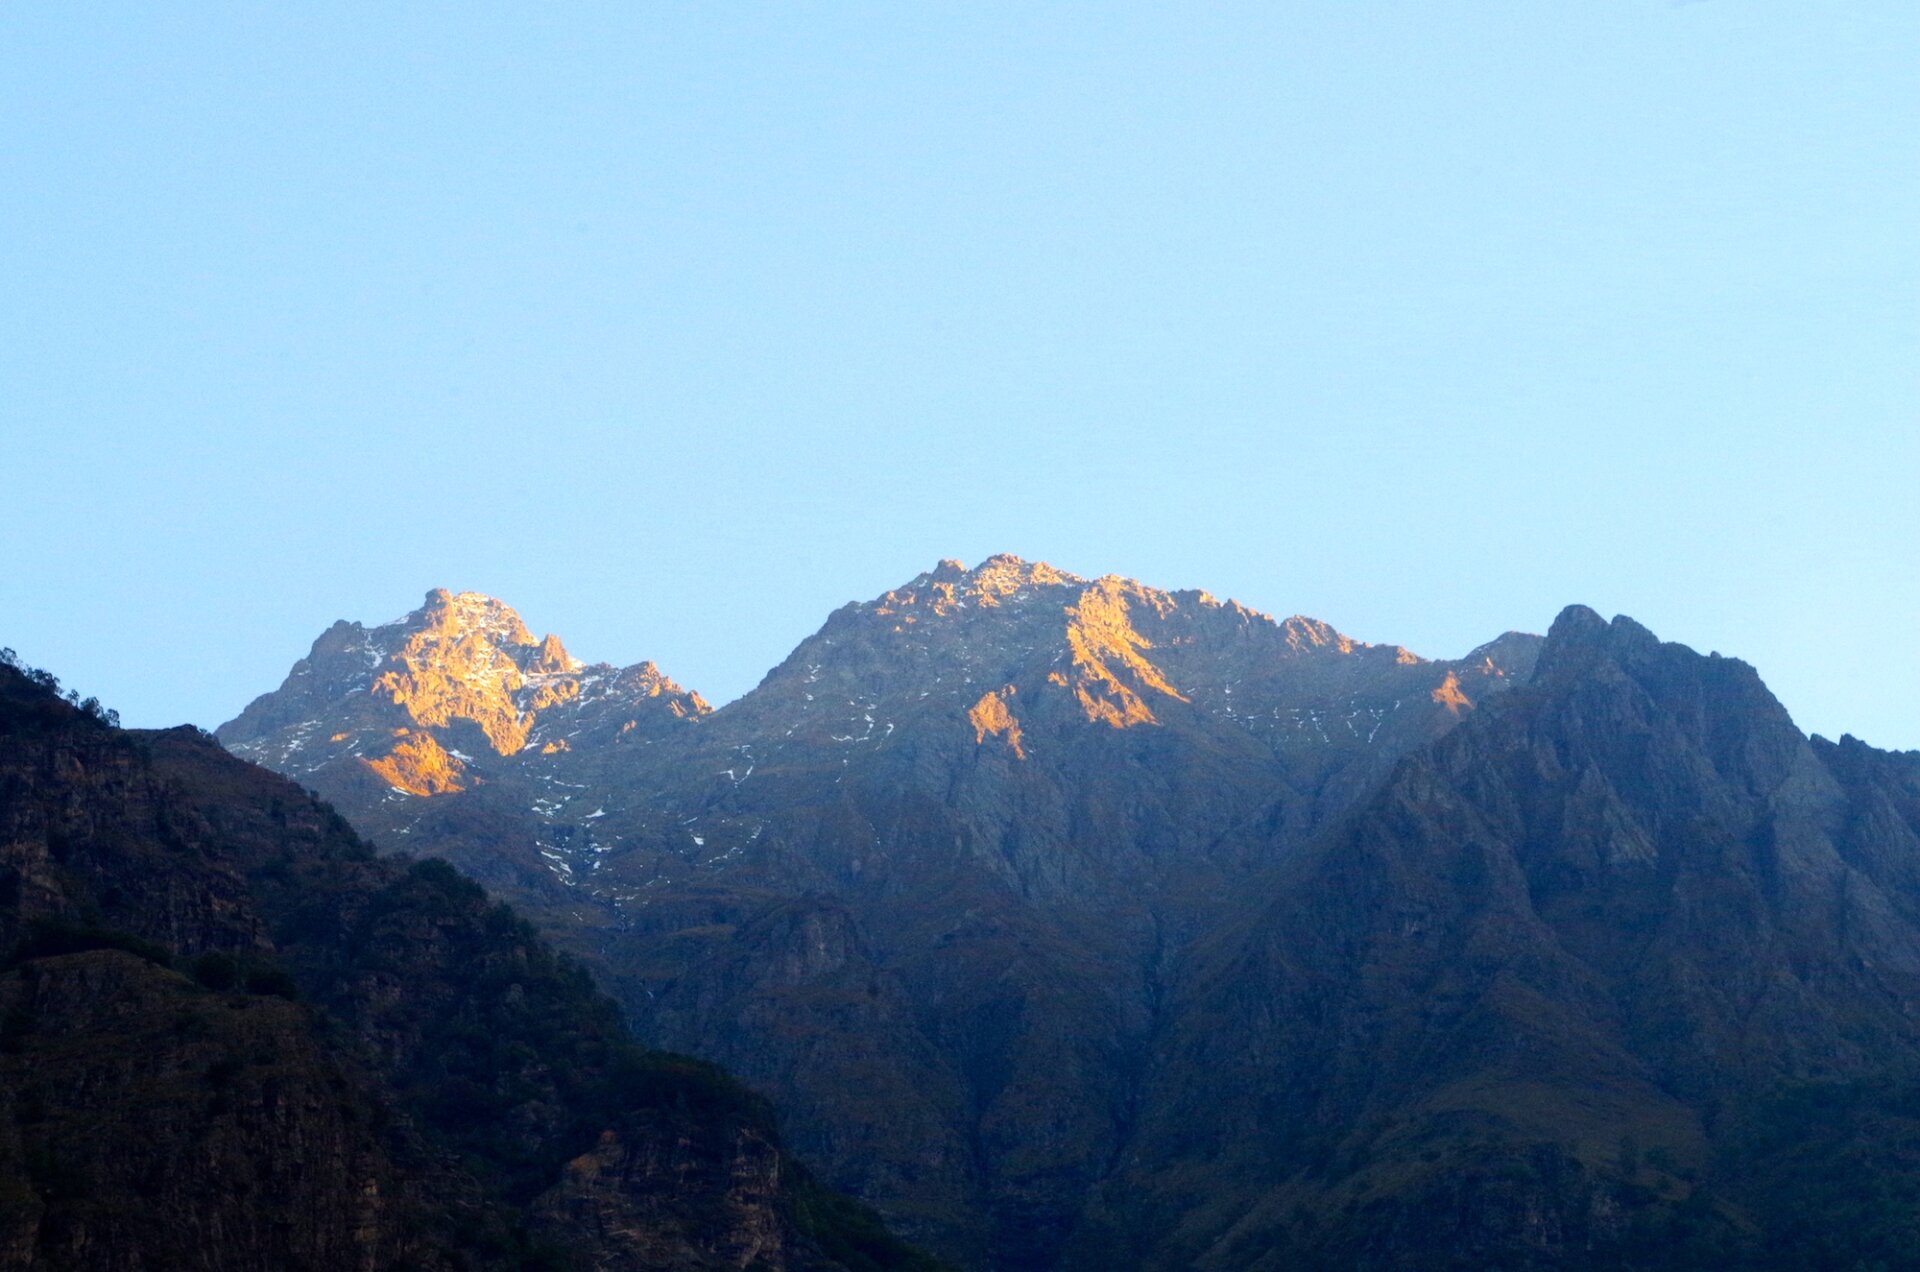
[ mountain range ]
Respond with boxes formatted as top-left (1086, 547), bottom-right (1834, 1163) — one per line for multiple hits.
top-left (6, 551), bottom-right (1914, 1269)
top-left (212, 554), bottom-right (1920, 1270)
top-left (219, 557), bottom-right (1542, 1266)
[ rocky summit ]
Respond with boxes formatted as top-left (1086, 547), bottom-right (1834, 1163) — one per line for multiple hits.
top-left (222, 586), bottom-right (708, 794)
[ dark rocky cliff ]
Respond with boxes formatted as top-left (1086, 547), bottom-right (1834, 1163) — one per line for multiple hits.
top-left (0, 657), bottom-right (940, 1272)
top-left (1067, 606), bottom-right (1920, 1269)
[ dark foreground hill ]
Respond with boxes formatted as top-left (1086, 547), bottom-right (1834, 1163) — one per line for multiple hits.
top-left (222, 561), bottom-right (1920, 1269)
top-left (0, 655), bottom-right (941, 1272)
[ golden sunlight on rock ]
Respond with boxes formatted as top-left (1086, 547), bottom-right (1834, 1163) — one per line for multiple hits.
top-left (1276, 615), bottom-right (1356, 655)
top-left (370, 596), bottom-right (542, 754)
top-left (1430, 671), bottom-right (1472, 715)
top-left (534, 632), bottom-right (573, 673)
top-left (365, 732), bottom-right (467, 796)
top-left (363, 590), bottom-right (612, 756)
top-left (870, 554), bottom-right (1083, 619)
top-left (1063, 580), bottom-right (1189, 729)
top-left (523, 678), bottom-right (584, 712)
top-left (968, 687), bottom-right (1027, 759)
top-left (1073, 680), bottom-right (1160, 729)
top-left (970, 555), bottom-right (1075, 605)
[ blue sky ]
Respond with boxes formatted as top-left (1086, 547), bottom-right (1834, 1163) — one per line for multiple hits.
top-left (3, 3), bottom-right (1916, 748)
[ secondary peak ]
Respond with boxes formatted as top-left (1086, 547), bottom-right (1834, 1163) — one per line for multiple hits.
top-left (879, 555), bottom-right (1089, 618)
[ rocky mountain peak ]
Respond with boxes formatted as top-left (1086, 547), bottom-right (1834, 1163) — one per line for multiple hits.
top-left (732, 559), bottom-right (1541, 768)
top-left (872, 554), bottom-right (1087, 619)
top-left (1534, 603), bottom-right (1667, 678)
top-left (1509, 605), bottom-right (1816, 815)
top-left (217, 590), bottom-right (704, 795)
top-left (413, 587), bottom-right (540, 646)
top-left (1545, 601), bottom-right (1609, 643)
top-left (374, 589), bottom-right (590, 680)
top-left (872, 558), bottom-right (1411, 666)
top-left (1082, 606), bottom-right (1920, 1272)
top-left (362, 589), bottom-right (587, 756)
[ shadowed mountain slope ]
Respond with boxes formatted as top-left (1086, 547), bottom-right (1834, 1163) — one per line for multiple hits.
top-left (1061, 606), bottom-right (1920, 1270)
top-left (0, 656), bottom-right (940, 1272)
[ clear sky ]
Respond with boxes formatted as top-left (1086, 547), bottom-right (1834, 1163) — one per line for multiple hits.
top-left (3, 4), bottom-right (1916, 748)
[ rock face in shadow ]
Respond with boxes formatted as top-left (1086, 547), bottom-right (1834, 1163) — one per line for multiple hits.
top-left (0, 659), bottom-right (940, 1272)
top-left (219, 556), bottom-right (1540, 1267)
top-left (0, 950), bottom-right (416, 1272)
top-left (1064, 606), bottom-right (1920, 1270)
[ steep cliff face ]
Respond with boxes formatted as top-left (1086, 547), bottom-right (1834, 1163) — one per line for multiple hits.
top-left (220, 558), bottom-right (1540, 1267)
top-left (1065, 607), bottom-right (1920, 1270)
top-left (0, 659), bottom-right (938, 1272)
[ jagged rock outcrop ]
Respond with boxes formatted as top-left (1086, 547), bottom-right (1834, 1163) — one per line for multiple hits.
top-left (0, 658), bottom-right (939, 1272)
